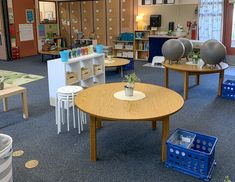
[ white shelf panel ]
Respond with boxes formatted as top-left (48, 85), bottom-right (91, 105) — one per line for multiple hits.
top-left (47, 53), bottom-right (105, 106)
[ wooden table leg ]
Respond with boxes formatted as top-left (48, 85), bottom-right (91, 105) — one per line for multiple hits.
top-left (96, 119), bottom-right (102, 129)
top-left (90, 115), bottom-right (97, 161)
top-left (162, 116), bottom-right (169, 162)
top-left (21, 90), bottom-right (29, 119)
top-left (195, 74), bottom-right (200, 85)
top-left (151, 121), bottom-right (157, 130)
top-left (164, 67), bottom-right (169, 88)
top-left (3, 97), bottom-right (8, 112)
top-left (184, 72), bottom-right (189, 100)
top-left (218, 70), bottom-right (224, 96)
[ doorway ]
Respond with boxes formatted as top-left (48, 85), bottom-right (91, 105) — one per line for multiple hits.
top-left (224, 1), bottom-right (235, 55)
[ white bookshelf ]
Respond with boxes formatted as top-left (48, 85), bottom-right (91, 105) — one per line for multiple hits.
top-left (47, 53), bottom-right (105, 106)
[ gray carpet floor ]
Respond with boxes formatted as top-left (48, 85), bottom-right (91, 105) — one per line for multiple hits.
top-left (0, 56), bottom-right (235, 182)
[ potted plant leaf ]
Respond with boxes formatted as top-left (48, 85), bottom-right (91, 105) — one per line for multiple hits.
top-left (124, 73), bottom-right (139, 97)
top-left (0, 76), bottom-right (5, 90)
top-left (189, 50), bottom-right (200, 64)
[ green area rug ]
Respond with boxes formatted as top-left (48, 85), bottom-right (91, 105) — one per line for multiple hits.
top-left (0, 70), bottom-right (44, 87)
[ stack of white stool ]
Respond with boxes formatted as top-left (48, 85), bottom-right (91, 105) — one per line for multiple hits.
top-left (55, 86), bottom-right (87, 134)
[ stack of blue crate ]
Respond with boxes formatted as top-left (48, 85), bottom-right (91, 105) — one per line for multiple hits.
top-left (222, 80), bottom-right (235, 100)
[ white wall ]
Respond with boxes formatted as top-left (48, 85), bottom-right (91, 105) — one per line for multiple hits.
top-left (138, 3), bottom-right (198, 34)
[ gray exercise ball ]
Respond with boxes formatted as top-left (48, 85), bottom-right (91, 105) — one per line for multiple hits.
top-left (162, 39), bottom-right (185, 61)
top-left (179, 38), bottom-right (193, 57)
top-left (200, 39), bottom-right (226, 65)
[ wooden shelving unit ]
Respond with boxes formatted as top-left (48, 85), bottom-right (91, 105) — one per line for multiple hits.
top-left (134, 30), bottom-right (151, 61)
top-left (113, 40), bottom-right (134, 59)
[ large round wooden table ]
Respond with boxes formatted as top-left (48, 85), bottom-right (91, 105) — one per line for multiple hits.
top-left (75, 82), bottom-right (184, 162)
top-left (162, 61), bottom-right (229, 100)
top-left (105, 58), bottom-right (130, 77)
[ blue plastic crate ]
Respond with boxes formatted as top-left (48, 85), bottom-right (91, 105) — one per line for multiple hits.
top-left (166, 129), bottom-right (218, 181)
top-left (222, 80), bottom-right (235, 100)
top-left (120, 33), bottom-right (134, 41)
top-left (123, 59), bottom-right (134, 71)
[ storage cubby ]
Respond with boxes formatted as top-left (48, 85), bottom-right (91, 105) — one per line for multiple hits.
top-left (47, 53), bottom-right (105, 106)
top-left (134, 30), bottom-right (155, 61)
top-left (113, 40), bottom-right (134, 58)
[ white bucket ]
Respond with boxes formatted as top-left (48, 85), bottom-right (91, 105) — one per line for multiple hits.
top-left (0, 134), bottom-right (13, 182)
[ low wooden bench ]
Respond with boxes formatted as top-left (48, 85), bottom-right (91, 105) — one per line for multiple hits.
top-left (0, 86), bottom-right (29, 119)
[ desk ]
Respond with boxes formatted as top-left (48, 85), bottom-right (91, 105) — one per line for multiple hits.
top-left (39, 48), bottom-right (67, 62)
top-left (75, 83), bottom-right (184, 162)
top-left (162, 61), bottom-right (229, 100)
top-left (105, 58), bottom-right (130, 77)
top-left (0, 86), bottom-right (28, 119)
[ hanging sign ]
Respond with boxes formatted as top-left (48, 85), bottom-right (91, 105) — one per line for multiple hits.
top-left (19, 24), bottom-right (34, 41)
top-left (26, 9), bottom-right (34, 23)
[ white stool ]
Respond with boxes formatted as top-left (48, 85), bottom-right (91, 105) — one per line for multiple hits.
top-left (55, 86), bottom-right (87, 134)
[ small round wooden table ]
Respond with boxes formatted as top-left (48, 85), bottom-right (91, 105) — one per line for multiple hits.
top-left (162, 61), bottom-right (229, 100)
top-left (105, 58), bottom-right (130, 77)
top-left (75, 82), bottom-right (184, 162)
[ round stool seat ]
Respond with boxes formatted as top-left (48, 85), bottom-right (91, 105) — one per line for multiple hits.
top-left (57, 86), bottom-right (83, 95)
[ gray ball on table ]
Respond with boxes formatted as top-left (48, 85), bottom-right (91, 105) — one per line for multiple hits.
top-left (162, 39), bottom-right (185, 63)
top-left (200, 39), bottom-right (226, 66)
top-left (179, 38), bottom-right (193, 58)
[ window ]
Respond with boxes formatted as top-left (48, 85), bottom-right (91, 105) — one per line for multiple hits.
top-left (231, 4), bottom-right (235, 47)
top-left (198, 0), bottom-right (224, 41)
top-left (39, 1), bottom-right (57, 24)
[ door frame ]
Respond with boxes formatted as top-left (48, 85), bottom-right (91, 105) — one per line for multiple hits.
top-left (224, 0), bottom-right (235, 55)
top-left (1, 0), bottom-right (12, 60)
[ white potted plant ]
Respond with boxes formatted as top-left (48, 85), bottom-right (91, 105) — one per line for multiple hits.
top-left (124, 73), bottom-right (139, 97)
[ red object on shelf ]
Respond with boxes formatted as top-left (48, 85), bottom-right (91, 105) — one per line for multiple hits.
top-left (12, 47), bottom-right (20, 59)
top-left (10, 25), bottom-right (15, 36)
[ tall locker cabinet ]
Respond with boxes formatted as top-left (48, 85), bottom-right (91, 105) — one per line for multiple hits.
top-left (59, 2), bottom-right (71, 47)
top-left (106, 0), bottom-right (120, 46)
top-left (93, 0), bottom-right (106, 45)
top-left (59, 2), bottom-right (82, 47)
top-left (81, 1), bottom-right (94, 38)
top-left (120, 0), bottom-right (134, 32)
top-left (70, 2), bottom-right (82, 43)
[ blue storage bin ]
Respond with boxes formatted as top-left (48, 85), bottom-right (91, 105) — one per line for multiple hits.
top-left (166, 129), bottom-right (218, 181)
top-left (123, 59), bottom-right (134, 71)
top-left (60, 50), bottom-right (70, 62)
top-left (121, 33), bottom-right (128, 41)
top-left (222, 80), bottom-right (235, 100)
top-left (128, 33), bottom-right (134, 41)
top-left (96, 44), bottom-right (104, 53)
top-left (120, 33), bottom-right (134, 41)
